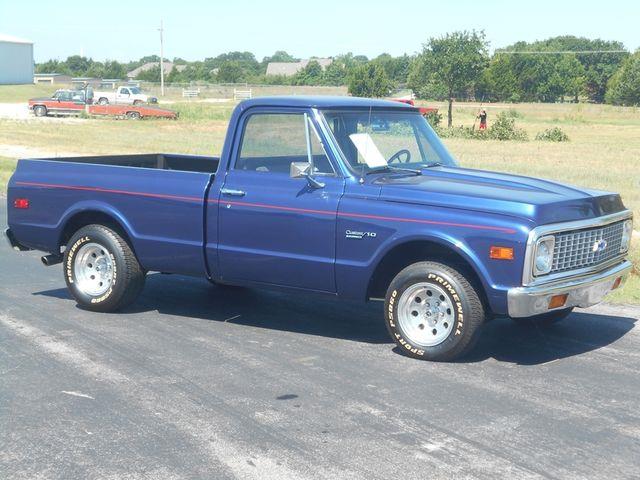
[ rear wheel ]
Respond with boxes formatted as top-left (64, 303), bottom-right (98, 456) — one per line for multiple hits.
top-left (33, 105), bottom-right (47, 117)
top-left (126, 111), bottom-right (141, 120)
top-left (97, 97), bottom-right (109, 105)
top-left (385, 261), bottom-right (485, 361)
top-left (64, 225), bottom-right (145, 312)
top-left (511, 307), bottom-right (574, 327)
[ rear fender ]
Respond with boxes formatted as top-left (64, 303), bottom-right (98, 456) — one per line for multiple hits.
top-left (57, 200), bottom-right (138, 251)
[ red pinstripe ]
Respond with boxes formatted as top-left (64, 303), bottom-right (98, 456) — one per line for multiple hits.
top-left (15, 181), bottom-right (202, 203)
top-left (15, 181), bottom-right (517, 234)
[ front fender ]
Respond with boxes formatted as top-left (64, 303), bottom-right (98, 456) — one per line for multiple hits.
top-left (373, 232), bottom-right (494, 293)
top-left (335, 199), bottom-right (531, 315)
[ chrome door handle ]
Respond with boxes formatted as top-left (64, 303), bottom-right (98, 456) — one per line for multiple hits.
top-left (220, 188), bottom-right (246, 197)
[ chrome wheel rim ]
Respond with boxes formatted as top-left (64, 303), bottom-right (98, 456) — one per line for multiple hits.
top-left (397, 282), bottom-right (455, 347)
top-left (74, 242), bottom-right (113, 296)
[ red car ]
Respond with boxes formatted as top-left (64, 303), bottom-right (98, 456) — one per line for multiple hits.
top-left (29, 90), bottom-right (178, 120)
top-left (392, 98), bottom-right (438, 117)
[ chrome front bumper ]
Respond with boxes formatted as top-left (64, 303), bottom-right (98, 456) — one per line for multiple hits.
top-left (507, 260), bottom-right (632, 318)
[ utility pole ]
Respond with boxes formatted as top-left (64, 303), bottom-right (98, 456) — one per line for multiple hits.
top-left (159, 20), bottom-right (164, 96)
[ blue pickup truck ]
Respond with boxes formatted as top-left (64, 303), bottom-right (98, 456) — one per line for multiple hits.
top-left (5, 96), bottom-right (634, 361)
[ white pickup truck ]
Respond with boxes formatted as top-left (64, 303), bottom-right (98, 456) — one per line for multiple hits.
top-left (93, 86), bottom-right (157, 106)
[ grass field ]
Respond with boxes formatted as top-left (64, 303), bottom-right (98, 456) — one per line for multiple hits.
top-left (0, 85), bottom-right (638, 303)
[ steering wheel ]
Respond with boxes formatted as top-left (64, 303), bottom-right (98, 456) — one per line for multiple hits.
top-left (388, 149), bottom-right (411, 164)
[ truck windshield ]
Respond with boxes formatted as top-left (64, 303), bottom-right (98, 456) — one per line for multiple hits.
top-left (321, 109), bottom-right (457, 173)
top-left (129, 87), bottom-right (141, 94)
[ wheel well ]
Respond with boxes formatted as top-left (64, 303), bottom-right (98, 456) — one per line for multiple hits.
top-left (59, 211), bottom-right (134, 251)
top-left (367, 240), bottom-right (490, 312)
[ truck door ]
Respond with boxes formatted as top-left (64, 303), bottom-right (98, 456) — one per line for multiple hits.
top-left (117, 87), bottom-right (131, 104)
top-left (53, 91), bottom-right (84, 114)
top-left (216, 109), bottom-right (344, 292)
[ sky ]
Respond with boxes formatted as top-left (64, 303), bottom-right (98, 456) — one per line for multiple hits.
top-left (1, 0), bottom-right (638, 63)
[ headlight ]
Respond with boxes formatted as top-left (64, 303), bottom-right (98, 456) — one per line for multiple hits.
top-left (620, 219), bottom-right (633, 253)
top-left (533, 236), bottom-right (555, 276)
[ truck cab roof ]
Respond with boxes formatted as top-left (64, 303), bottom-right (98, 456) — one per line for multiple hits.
top-left (237, 96), bottom-right (418, 111)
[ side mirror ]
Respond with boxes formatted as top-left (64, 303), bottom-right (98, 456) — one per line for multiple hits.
top-left (290, 161), bottom-right (325, 189)
top-left (290, 161), bottom-right (312, 179)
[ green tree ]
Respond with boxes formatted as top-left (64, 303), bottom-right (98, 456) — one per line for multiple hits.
top-left (488, 37), bottom-right (627, 103)
top-left (136, 66), bottom-right (161, 82)
top-left (216, 61), bottom-right (246, 83)
top-left (605, 51), bottom-right (640, 105)
top-left (36, 59), bottom-right (69, 74)
top-left (323, 60), bottom-right (348, 86)
top-left (373, 53), bottom-right (412, 84)
top-left (293, 60), bottom-right (323, 85)
top-left (347, 62), bottom-right (391, 98)
top-left (101, 60), bottom-right (126, 79)
top-left (208, 51), bottom-right (260, 76)
top-left (65, 55), bottom-right (93, 76)
top-left (410, 31), bottom-right (488, 127)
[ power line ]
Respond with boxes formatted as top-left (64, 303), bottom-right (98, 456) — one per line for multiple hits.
top-left (495, 50), bottom-right (628, 55)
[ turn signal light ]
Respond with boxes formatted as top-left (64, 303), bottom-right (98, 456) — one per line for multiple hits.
top-left (612, 277), bottom-right (622, 290)
top-left (548, 294), bottom-right (568, 310)
top-left (13, 198), bottom-right (29, 209)
top-left (489, 246), bottom-right (514, 260)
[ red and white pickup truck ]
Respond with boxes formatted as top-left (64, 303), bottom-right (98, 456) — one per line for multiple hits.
top-left (28, 90), bottom-right (177, 120)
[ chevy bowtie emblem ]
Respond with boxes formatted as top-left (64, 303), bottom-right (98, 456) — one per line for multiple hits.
top-left (592, 239), bottom-right (607, 253)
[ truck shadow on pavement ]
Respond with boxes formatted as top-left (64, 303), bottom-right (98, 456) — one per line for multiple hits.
top-left (34, 273), bottom-right (637, 366)
top-left (460, 312), bottom-right (636, 365)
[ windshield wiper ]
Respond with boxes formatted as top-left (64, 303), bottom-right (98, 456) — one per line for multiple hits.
top-left (366, 165), bottom-right (422, 176)
top-left (423, 162), bottom-right (444, 168)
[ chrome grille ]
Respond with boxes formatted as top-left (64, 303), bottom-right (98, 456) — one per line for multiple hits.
top-left (551, 221), bottom-right (625, 273)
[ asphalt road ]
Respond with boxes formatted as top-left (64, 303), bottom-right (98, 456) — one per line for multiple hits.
top-left (1, 203), bottom-right (639, 480)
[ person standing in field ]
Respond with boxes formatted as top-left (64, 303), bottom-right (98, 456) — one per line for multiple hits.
top-left (477, 108), bottom-right (488, 131)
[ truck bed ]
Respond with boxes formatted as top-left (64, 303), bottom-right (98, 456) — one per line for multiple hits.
top-left (7, 153), bottom-right (219, 277)
top-left (39, 153), bottom-right (219, 173)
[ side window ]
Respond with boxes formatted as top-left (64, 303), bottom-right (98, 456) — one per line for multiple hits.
top-left (236, 113), bottom-right (334, 175)
top-left (120, 88), bottom-right (130, 95)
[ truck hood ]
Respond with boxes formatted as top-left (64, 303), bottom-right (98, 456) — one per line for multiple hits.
top-left (376, 166), bottom-right (626, 225)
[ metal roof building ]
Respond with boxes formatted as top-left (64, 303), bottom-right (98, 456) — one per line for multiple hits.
top-left (266, 58), bottom-right (333, 77)
top-left (0, 34), bottom-right (34, 85)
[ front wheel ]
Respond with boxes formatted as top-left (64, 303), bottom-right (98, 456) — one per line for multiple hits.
top-left (126, 111), bottom-right (141, 120)
top-left (33, 105), bottom-right (47, 117)
top-left (385, 261), bottom-right (485, 361)
top-left (63, 225), bottom-right (146, 312)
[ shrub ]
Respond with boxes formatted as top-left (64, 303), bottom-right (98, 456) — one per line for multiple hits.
top-left (434, 112), bottom-right (528, 141)
top-left (486, 112), bottom-right (528, 141)
top-left (348, 63), bottom-right (391, 98)
top-left (535, 127), bottom-right (570, 142)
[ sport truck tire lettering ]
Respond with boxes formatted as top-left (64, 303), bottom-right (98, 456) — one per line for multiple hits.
top-left (63, 225), bottom-right (145, 312)
top-left (384, 261), bottom-right (484, 361)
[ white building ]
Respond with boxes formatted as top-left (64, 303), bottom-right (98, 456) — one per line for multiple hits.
top-left (0, 34), bottom-right (34, 85)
